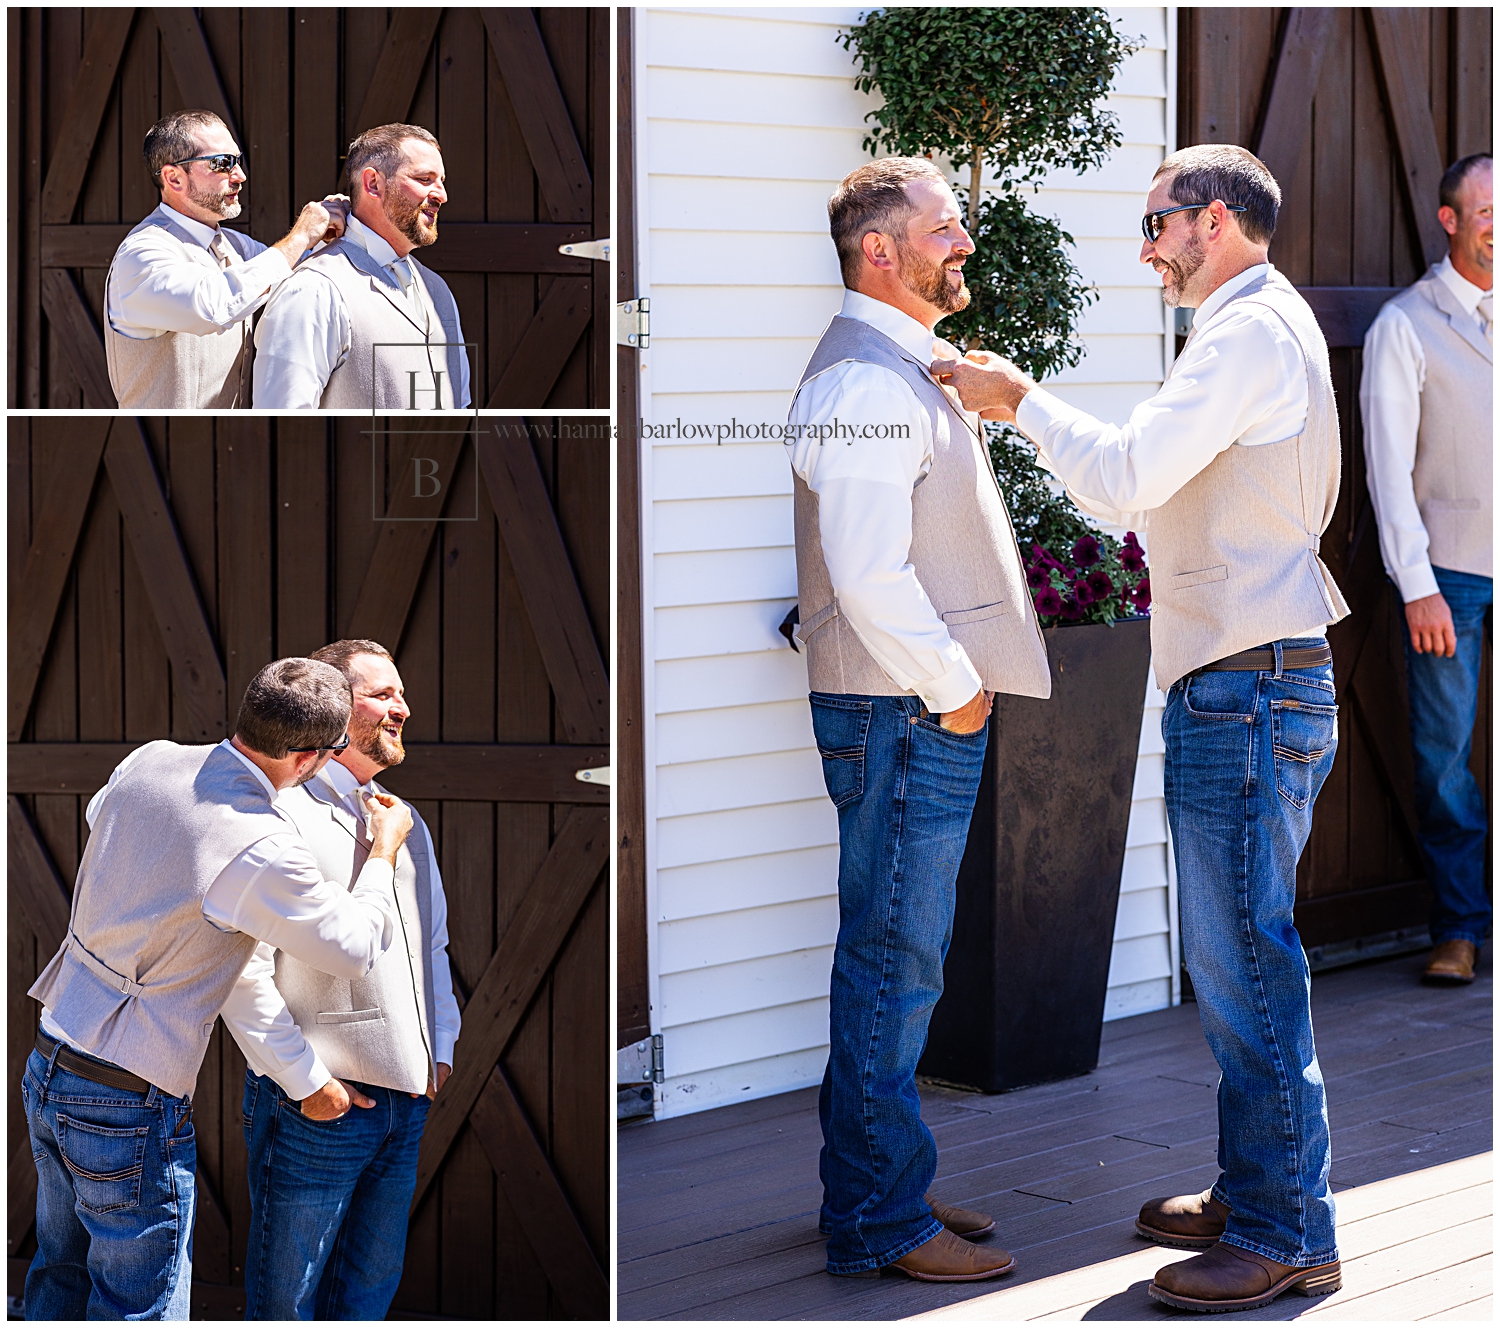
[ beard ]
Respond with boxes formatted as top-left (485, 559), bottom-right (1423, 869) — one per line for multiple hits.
top-left (1157, 232), bottom-right (1205, 308)
top-left (896, 239), bottom-right (970, 314)
top-left (352, 711), bottom-right (406, 770)
top-left (188, 177), bottom-right (241, 219)
top-left (385, 188), bottom-right (438, 249)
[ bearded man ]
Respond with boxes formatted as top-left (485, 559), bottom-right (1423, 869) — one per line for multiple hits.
top-left (224, 640), bottom-right (459, 1320)
top-left (252, 123), bottom-right (471, 408)
top-left (105, 110), bottom-right (348, 408)
top-left (787, 156), bottom-right (1049, 1285)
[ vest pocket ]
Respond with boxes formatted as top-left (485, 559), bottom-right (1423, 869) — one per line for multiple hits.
top-left (1423, 499), bottom-right (1481, 511)
top-left (314, 1008), bottom-right (383, 1025)
top-left (1271, 699), bottom-right (1338, 809)
top-left (56, 1114), bottom-right (149, 1214)
top-left (941, 602), bottom-right (1007, 625)
top-left (1170, 565), bottom-right (1228, 590)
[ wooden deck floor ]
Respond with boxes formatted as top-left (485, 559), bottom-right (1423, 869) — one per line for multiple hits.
top-left (618, 949), bottom-right (1492, 1321)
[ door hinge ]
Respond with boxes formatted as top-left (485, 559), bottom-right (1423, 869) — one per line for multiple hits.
top-left (617, 298), bottom-right (650, 349)
top-left (1173, 306), bottom-right (1194, 338)
top-left (617, 1033), bottom-right (664, 1084)
top-left (575, 765), bottom-right (612, 786)
top-left (558, 238), bottom-right (611, 261)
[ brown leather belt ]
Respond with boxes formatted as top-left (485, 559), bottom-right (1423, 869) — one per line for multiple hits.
top-left (1197, 644), bottom-right (1333, 673)
top-left (35, 1029), bottom-right (153, 1095)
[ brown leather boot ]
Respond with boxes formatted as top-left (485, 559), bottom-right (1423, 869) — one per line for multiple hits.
top-left (1135, 1188), bottom-right (1230, 1249)
top-left (890, 1228), bottom-right (1016, 1282)
top-left (1149, 1241), bottom-right (1341, 1311)
top-left (924, 1192), bottom-right (996, 1240)
top-left (1423, 939), bottom-right (1478, 984)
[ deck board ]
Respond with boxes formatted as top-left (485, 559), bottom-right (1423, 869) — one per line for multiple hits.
top-left (619, 950), bottom-right (1492, 1320)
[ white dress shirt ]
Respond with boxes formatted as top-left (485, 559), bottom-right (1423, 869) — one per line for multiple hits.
top-left (222, 757), bottom-right (462, 1100)
top-left (40, 741), bottom-right (398, 1061)
top-left (1359, 255), bottom-right (1490, 603)
top-left (106, 202), bottom-right (292, 338)
top-left (787, 288), bottom-right (986, 714)
top-left (251, 214), bottom-right (471, 409)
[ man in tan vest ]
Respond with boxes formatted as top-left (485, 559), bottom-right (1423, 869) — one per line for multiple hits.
top-left (105, 110), bottom-right (347, 408)
top-left (789, 157), bottom-right (1049, 1286)
top-left (252, 123), bottom-right (470, 409)
top-left (1361, 154), bottom-right (1492, 987)
top-left (941, 145), bottom-right (1348, 1313)
top-left (225, 641), bottom-right (458, 1319)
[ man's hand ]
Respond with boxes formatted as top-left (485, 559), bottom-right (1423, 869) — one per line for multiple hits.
top-left (317, 194), bottom-right (350, 243)
top-left (365, 791), bottom-right (414, 865)
top-left (938, 690), bottom-right (993, 735)
top-left (1406, 592), bottom-right (1457, 657)
top-left (272, 201), bottom-right (342, 267)
top-left (414, 1062), bottom-right (452, 1101)
top-left (301, 1076), bottom-right (375, 1121)
top-left (931, 352), bottom-right (1036, 423)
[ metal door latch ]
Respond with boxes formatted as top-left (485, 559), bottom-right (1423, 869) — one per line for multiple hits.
top-left (617, 1034), bottom-right (664, 1084)
top-left (576, 766), bottom-right (612, 785)
top-left (558, 238), bottom-right (611, 261)
top-left (617, 298), bottom-right (650, 349)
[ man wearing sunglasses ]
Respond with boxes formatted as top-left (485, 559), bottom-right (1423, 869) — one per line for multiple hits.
top-left (936, 144), bottom-right (1348, 1314)
top-left (105, 109), bottom-right (350, 408)
top-left (22, 659), bottom-right (416, 1319)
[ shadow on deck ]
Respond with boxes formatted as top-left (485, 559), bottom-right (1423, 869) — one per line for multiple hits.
top-left (618, 950), bottom-right (1492, 1321)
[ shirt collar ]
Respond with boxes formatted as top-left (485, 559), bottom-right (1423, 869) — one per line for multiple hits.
top-left (1194, 262), bottom-right (1272, 327)
top-left (219, 739), bottom-right (279, 802)
top-left (155, 201), bottom-right (220, 250)
top-left (344, 214), bottom-right (403, 270)
top-left (1436, 254), bottom-right (1486, 313)
top-left (317, 756), bottom-right (371, 800)
top-left (839, 288), bottom-right (948, 364)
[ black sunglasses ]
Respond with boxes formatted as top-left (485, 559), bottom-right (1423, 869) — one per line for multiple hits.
top-left (286, 732), bottom-right (351, 755)
top-left (1142, 201), bottom-right (1247, 243)
top-left (170, 152), bottom-right (247, 175)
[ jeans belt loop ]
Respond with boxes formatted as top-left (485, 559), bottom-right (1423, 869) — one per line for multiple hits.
top-left (41, 1035), bottom-right (64, 1098)
top-left (1273, 641), bottom-right (1284, 679)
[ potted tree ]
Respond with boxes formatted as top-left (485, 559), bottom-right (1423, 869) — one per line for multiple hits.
top-left (839, 7), bottom-right (1151, 1092)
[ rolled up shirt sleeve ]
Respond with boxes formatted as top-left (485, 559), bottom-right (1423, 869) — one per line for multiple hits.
top-left (252, 272), bottom-right (347, 408)
top-left (108, 235), bottom-right (291, 337)
top-left (219, 941), bottom-right (331, 1100)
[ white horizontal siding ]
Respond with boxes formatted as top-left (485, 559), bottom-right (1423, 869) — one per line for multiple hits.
top-left (638, 7), bottom-right (1176, 1118)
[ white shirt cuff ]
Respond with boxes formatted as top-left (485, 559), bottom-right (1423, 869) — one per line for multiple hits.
top-left (919, 653), bottom-right (984, 715)
top-left (1394, 562), bottom-right (1441, 604)
top-left (434, 1031), bottom-right (457, 1068)
top-left (267, 1051), bottom-right (332, 1102)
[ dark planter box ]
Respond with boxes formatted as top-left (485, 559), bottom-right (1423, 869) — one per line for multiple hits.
top-left (920, 617), bottom-right (1153, 1093)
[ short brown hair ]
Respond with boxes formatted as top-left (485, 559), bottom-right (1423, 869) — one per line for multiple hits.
top-left (1440, 153), bottom-right (1492, 213)
top-left (1154, 144), bottom-right (1281, 245)
top-left (345, 123), bottom-right (440, 185)
top-left (233, 658), bottom-right (351, 760)
top-left (143, 110), bottom-right (228, 188)
top-left (307, 639), bottom-right (394, 691)
top-left (829, 157), bottom-right (950, 288)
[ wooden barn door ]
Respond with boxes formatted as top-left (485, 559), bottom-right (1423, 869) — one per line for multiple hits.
top-left (1178, 7), bottom-right (1493, 952)
top-left (8, 7), bottom-right (609, 409)
top-left (8, 418), bottom-right (608, 1318)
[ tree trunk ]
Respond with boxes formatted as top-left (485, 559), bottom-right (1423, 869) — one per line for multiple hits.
top-left (968, 144), bottom-right (983, 232)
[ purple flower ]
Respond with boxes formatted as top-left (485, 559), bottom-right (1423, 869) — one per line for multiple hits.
top-left (1132, 577), bottom-right (1151, 612)
top-left (1121, 545), bottom-right (1146, 574)
top-left (1072, 576), bottom-right (1096, 606)
top-left (1086, 568), bottom-right (1114, 601)
top-left (1072, 534), bottom-right (1102, 568)
top-left (1026, 564), bottom-right (1050, 590)
top-left (1060, 596), bottom-right (1084, 622)
top-left (1034, 585), bottom-right (1063, 616)
top-left (1123, 530), bottom-right (1142, 550)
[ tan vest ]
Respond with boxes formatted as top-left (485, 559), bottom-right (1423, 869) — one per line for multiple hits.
top-left (1388, 266), bottom-right (1493, 578)
top-left (1147, 270), bottom-right (1350, 690)
top-left (104, 213), bottom-right (253, 408)
top-left (273, 779), bottom-right (437, 1094)
top-left (790, 315), bottom-right (1052, 700)
top-left (285, 240), bottom-right (467, 409)
top-left (29, 743), bottom-right (286, 1098)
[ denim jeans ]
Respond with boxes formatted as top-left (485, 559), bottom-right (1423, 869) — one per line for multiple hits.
top-left (809, 691), bottom-right (989, 1274)
top-left (1163, 640), bottom-right (1339, 1267)
top-left (242, 1070), bottom-right (429, 1320)
top-left (1405, 567), bottom-right (1493, 946)
top-left (22, 1044), bottom-right (196, 1320)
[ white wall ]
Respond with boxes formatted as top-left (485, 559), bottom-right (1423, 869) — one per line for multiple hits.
top-left (635, 6), bottom-right (1178, 1118)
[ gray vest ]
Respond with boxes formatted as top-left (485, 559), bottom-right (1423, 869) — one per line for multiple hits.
top-left (29, 743), bottom-right (287, 1099)
top-left (285, 239), bottom-right (467, 409)
top-left (104, 213), bottom-right (253, 408)
top-left (273, 778), bottom-right (437, 1094)
top-left (1388, 266), bottom-right (1493, 578)
top-left (790, 315), bottom-right (1052, 700)
top-left (1147, 269), bottom-right (1350, 690)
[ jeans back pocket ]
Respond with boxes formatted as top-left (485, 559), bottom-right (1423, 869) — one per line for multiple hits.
top-left (809, 695), bottom-right (871, 809)
top-left (56, 1113), bottom-right (150, 1214)
top-left (1271, 698), bottom-right (1338, 809)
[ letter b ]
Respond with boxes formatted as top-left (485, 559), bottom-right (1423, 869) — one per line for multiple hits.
top-left (412, 458), bottom-right (441, 498)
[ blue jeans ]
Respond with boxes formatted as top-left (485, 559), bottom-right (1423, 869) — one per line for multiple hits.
top-left (1405, 567), bottom-right (1492, 946)
top-left (809, 692), bottom-right (989, 1274)
top-left (22, 1044), bottom-right (196, 1320)
top-left (242, 1070), bottom-right (428, 1320)
top-left (1164, 641), bottom-right (1339, 1267)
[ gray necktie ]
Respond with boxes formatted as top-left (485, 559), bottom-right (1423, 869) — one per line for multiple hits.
top-left (390, 258), bottom-right (429, 332)
top-left (1478, 292), bottom-right (1493, 345)
top-left (209, 229), bottom-right (236, 269)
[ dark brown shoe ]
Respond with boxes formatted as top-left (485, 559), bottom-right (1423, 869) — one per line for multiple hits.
top-left (1135, 1188), bottom-right (1230, 1249)
top-left (1423, 939), bottom-right (1478, 984)
top-left (1149, 1241), bottom-right (1341, 1311)
top-left (890, 1228), bottom-right (1016, 1282)
top-left (924, 1192), bottom-right (996, 1240)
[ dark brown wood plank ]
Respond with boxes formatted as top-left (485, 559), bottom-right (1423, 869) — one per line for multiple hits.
top-left (469, 1067), bottom-right (608, 1319)
top-left (411, 803), bottom-right (609, 1213)
top-left (275, 420), bottom-right (330, 657)
top-left (7, 795), bottom-right (71, 959)
top-left (152, 7), bottom-right (239, 144)
top-left (242, 8), bottom-right (290, 246)
top-left (348, 9), bottom-right (442, 141)
top-left (8, 424), bottom-right (108, 741)
top-left (37, 8), bottom-right (136, 225)
top-left (1252, 8), bottom-right (1336, 207)
top-left (423, 222), bottom-right (592, 274)
top-left (217, 422), bottom-right (273, 725)
top-left (478, 429), bottom-right (608, 744)
top-left (37, 269), bottom-right (112, 406)
top-left (485, 276), bottom-right (593, 407)
top-left (1298, 286), bottom-right (1402, 347)
top-left (482, 9), bottom-right (592, 224)
top-left (104, 421), bottom-right (227, 742)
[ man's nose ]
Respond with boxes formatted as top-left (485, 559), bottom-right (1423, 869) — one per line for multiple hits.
top-left (1139, 237), bottom-right (1156, 265)
top-left (391, 697), bottom-right (411, 721)
top-left (231, 164), bottom-right (247, 183)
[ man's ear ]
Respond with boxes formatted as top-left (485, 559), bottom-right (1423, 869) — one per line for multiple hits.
top-left (1437, 205), bottom-right (1459, 239)
top-left (861, 229), bottom-right (897, 272)
top-left (359, 166), bottom-right (384, 201)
